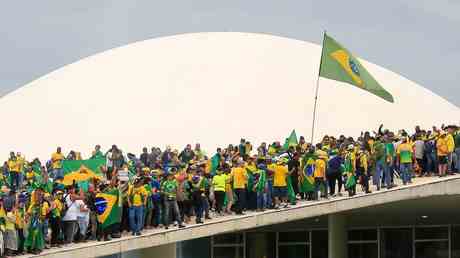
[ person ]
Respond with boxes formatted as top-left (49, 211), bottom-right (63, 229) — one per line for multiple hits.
top-left (50, 190), bottom-right (64, 247)
top-left (356, 148), bottom-right (371, 194)
top-left (231, 159), bottom-right (248, 214)
top-left (62, 185), bottom-right (83, 244)
top-left (91, 145), bottom-right (104, 159)
top-left (190, 169), bottom-right (205, 224)
top-left (437, 132), bottom-right (449, 177)
top-left (384, 135), bottom-right (396, 187)
top-left (161, 172), bottom-right (185, 229)
top-left (272, 158), bottom-right (290, 208)
top-left (85, 184), bottom-right (98, 240)
top-left (16, 193), bottom-right (26, 255)
top-left (212, 168), bottom-right (226, 215)
top-left (314, 150), bottom-right (328, 200)
top-left (25, 187), bottom-right (47, 254)
top-left (7, 153), bottom-right (21, 191)
top-left (397, 137), bottom-right (414, 184)
top-left (149, 172), bottom-right (162, 228)
top-left (327, 150), bottom-right (343, 196)
top-left (414, 136), bottom-right (425, 176)
top-left (4, 201), bottom-right (18, 256)
top-left (179, 144), bottom-right (195, 164)
top-left (140, 147), bottom-right (149, 167)
top-left (253, 163), bottom-right (267, 211)
top-left (51, 147), bottom-right (65, 180)
top-left (76, 197), bottom-right (89, 242)
top-left (446, 126), bottom-right (455, 174)
top-left (343, 145), bottom-right (357, 196)
top-left (127, 178), bottom-right (148, 236)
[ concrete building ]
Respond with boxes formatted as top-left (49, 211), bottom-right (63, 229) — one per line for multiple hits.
top-left (0, 32), bottom-right (458, 160)
top-left (23, 175), bottom-right (460, 258)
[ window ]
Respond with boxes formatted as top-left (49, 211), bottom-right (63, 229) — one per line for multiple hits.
top-left (311, 230), bottom-right (328, 258)
top-left (348, 229), bottom-right (378, 258)
top-left (277, 231), bottom-right (310, 258)
top-left (415, 227), bottom-right (448, 258)
top-left (246, 232), bottom-right (276, 258)
top-left (212, 233), bottom-right (245, 258)
top-left (452, 226), bottom-right (460, 258)
top-left (380, 228), bottom-right (413, 258)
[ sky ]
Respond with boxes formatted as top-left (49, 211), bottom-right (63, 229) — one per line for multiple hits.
top-left (1, 0), bottom-right (459, 105)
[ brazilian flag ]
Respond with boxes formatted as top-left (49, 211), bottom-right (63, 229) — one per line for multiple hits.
top-left (283, 130), bottom-right (298, 150)
top-left (299, 156), bottom-right (315, 192)
top-left (62, 158), bottom-right (105, 187)
top-left (95, 188), bottom-right (121, 229)
top-left (319, 33), bottom-right (394, 103)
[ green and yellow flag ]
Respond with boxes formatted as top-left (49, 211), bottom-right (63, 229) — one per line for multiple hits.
top-left (95, 188), bottom-right (121, 229)
top-left (62, 158), bottom-right (106, 187)
top-left (319, 33), bottom-right (394, 103)
top-left (283, 130), bottom-right (298, 150)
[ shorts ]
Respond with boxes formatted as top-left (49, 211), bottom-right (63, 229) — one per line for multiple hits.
top-left (273, 186), bottom-right (288, 198)
top-left (438, 156), bottom-right (448, 164)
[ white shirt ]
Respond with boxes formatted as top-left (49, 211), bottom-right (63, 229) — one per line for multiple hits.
top-left (62, 195), bottom-right (79, 221)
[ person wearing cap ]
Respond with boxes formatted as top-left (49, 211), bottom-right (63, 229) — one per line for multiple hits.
top-left (230, 159), bottom-right (248, 215)
top-left (437, 131), bottom-right (449, 177)
top-left (127, 177), bottom-right (148, 236)
top-left (161, 171), bottom-right (185, 229)
top-left (397, 137), bottom-right (414, 184)
top-left (148, 171), bottom-right (162, 228)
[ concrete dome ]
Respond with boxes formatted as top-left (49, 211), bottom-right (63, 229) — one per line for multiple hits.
top-left (1, 32), bottom-right (459, 160)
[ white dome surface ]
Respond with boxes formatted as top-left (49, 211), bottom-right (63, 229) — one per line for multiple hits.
top-left (1, 32), bottom-right (459, 160)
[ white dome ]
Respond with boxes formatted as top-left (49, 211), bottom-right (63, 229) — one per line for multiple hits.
top-left (1, 32), bottom-right (459, 160)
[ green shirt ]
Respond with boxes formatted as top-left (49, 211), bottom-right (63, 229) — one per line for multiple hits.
top-left (161, 180), bottom-right (178, 199)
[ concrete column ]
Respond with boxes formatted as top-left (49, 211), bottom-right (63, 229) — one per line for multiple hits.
top-left (122, 243), bottom-right (176, 258)
top-left (328, 213), bottom-right (347, 258)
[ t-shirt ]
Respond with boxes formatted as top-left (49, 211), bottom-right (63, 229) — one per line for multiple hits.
top-left (414, 140), bottom-right (425, 160)
top-left (397, 143), bottom-right (413, 164)
top-left (51, 152), bottom-right (65, 169)
top-left (314, 159), bottom-right (326, 178)
top-left (7, 159), bottom-right (21, 173)
top-left (437, 137), bottom-right (449, 157)
top-left (447, 134), bottom-right (455, 153)
top-left (162, 180), bottom-right (178, 199)
top-left (231, 167), bottom-right (248, 189)
top-left (273, 164), bottom-right (288, 187)
top-left (62, 195), bottom-right (79, 221)
top-left (129, 185), bottom-right (148, 206)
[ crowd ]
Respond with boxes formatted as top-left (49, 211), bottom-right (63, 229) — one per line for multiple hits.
top-left (0, 124), bottom-right (458, 256)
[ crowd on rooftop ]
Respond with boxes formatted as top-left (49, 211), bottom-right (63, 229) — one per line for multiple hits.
top-left (0, 123), bottom-right (458, 256)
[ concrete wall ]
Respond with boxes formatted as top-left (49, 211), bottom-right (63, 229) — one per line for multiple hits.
top-left (29, 176), bottom-right (460, 258)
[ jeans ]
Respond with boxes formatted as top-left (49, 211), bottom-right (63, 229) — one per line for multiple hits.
top-left (42, 218), bottom-right (49, 240)
top-left (11, 172), bottom-right (21, 191)
top-left (400, 163), bottom-right (413, 184)
top-left (455, 148), bottom-right (460, 172)
top-left (77, 215), bottom-right (89, 237)
top-left (447, 152), bottom-right (454, 172)
top-left (383, 163), bottom-right (392, 188)
top-left (265, 180), bottom-right (273, 208)
top-left (128, 205), bottom-right (144, 234)
top-left (192, 192), bottom-right (204, 220)
top-left (164, 199), bottom-right (182, 227)
top-left (256, 191), bottom-right (266, 210)
top-left (374, 160), bottom-right (384, 189)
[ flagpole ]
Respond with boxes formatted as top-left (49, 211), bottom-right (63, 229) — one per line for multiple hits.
top-left (310, 31), bottom-right (326, 144)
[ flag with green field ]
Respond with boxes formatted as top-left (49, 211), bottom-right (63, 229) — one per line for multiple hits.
top-left (62, 158), bottom-right (106, 187)
top-left (319, 33), bottom-right (394, 103)
top-left (283, 130), bottom-right (298, 150)
top-left (95, 188), bottom-right (122, 230)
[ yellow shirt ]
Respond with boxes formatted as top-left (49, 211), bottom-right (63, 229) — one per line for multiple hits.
top-left (314, 159), bottom-right (326, 178)
top-left (447, 134), bottom-right (455, 153)
top-left (231, 167), bottom-right (248, 189)
top-left (437, 137), bottom-right (449, 156)
top-left (273, 164), bottom-right (288, 187)
top-left (7, 159), bottom-right (21, 172)
top-left (129, 185), bottom-right (148, 206)
top-left (51, 152), bottom-right (64, 169)
top-left (5, 212), bottom-right (15, 231)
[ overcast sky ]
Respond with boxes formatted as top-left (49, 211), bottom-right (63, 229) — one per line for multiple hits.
top-left (1, 0), bottom-right (459, 105)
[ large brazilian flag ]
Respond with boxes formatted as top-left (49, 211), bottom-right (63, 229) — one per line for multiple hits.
top-left (62, 158), bottom-right (106, 187)
top-left (95, 188), bottom-right (121, 229)
top-left (319, 33), bottom-right (394, 103)
top-left (283, 130), bottom-right (298, 150)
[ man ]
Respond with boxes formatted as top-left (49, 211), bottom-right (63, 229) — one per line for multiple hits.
top-left (314, 149), bottom-right (328, 200)
top-left (7, 152), bottom-right (21, 190)
top-left (178, 144), bottom-right (195, 164)
top-left (127, 178), bottom-right (148, 235)
top-left (91, 145), bottom-right (104, 159)
top-left (139, 147), bottom-right (149, 167)
top-left (230, 159), bottom-right (248, 214)
top-left (414, 136), bottom-right (425, 176)
top-left (356, 148), bottom-right (371, 194)
top-left (272, 158), bottom-right (290, 208)
top-left (161, 172), bottom-right (185, 229)
top-left (51, 147), bottom-right (65, 180)
top-left (437, 131), bottom-right (449, 177)
top-left (327, 150), bottom-right (343, 196)
top-left (373, 137), bottom-right (386, 190)
top-left (396, 137), bottom-right (414, 184)
top-left (446, 126), bottom-right (456, 174)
